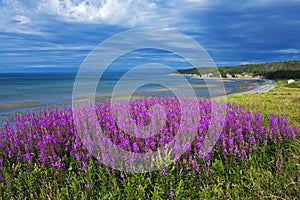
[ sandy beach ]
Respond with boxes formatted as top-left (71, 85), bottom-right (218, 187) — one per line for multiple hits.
top-left (0, 101), bottom-right (40, 110)
top-left (228, 79), bottom-right (275, 95)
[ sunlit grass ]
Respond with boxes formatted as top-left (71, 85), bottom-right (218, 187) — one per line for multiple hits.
top-left (227, 80), bottom-right (300, 128)
top-left (224, 80), bottom-right (300, 199)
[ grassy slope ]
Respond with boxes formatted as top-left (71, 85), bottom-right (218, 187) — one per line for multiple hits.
top-left (227, 80), bottom-right (300, 128)
top-left (223, 80), bottom-right (300, 199)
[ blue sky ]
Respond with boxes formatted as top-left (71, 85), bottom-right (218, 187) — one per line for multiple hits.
top-left (0, 0), bottom-right (300, 73)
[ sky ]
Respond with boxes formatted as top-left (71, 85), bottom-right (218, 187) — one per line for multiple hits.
top-left (0, 0), bottom-right (300, 73)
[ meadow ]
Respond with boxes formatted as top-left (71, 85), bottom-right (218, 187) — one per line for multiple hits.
top-left (0, 80), bottom-right (299, 199)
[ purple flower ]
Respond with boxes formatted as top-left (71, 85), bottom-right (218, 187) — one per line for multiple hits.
top-left (24, 152), bottom-right (33, 161)
top-left (161, 168), bottom-right (168, 175)
top-left (179, 168), bottom-right (183, 174)
top-left (270, 116), bottom-right (277, 126)
top-left (249, 137), bottom-right (256, 145)
top-left (0, 96), bottom-right (298, 175)
top-left (233, 148), bottom-right (239, 155)
top-left (276, 162), bottom-right (282, 169)
top-left (291, 129), bottom-right (297, 139)
top-left (75, 154), bottom-right (81, 161)
top-left (170, 191), bottom-right (175, 197)
top-left (132, 142), bottom-right (140, 152)
top-left (86, 183), bottom-right (92, 189)
top-left (120, 172), bottom-right (125, 179)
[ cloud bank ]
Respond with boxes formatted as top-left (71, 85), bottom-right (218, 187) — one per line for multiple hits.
top-left (0, 0), bottom-right (299, 72)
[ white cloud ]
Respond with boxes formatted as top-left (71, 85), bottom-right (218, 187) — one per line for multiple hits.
top-left (37, 0), bottom-right (157, 26)
top-left (0, 0), bottom-right (298, 38)
top-left (238, 0), bottom-right (299, 9)
top-left (11, 15), bottom-right (31, 25)
top-left (2, 45), bottom-right (95, 51)
top-left (184, 0), bottom-right (207, 3)
top-left (0, 0), bottom-right (47, 35)
top-left (275, 49), bottom-right (299, 54)
top-left (0, 0), bottom-right (162, 34)
top-left (239, 61), bottom-right (255, 65)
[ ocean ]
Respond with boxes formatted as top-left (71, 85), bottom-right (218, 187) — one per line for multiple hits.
top-left (0, 70), bottom-right (265, 123)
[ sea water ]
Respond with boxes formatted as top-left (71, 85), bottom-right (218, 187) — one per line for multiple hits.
top-left (0, 70), bottom-right (264, 121)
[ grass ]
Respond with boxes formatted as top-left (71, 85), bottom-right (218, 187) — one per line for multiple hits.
top-left (227, 80), bottom-right (300, 128)
top-left (0, 80), bottom-right (299, 199)
top-left (224, 80), bottom-right (300, 199)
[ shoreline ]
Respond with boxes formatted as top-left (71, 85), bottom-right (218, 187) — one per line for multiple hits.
top-left (169, 73), bottom-right (276, 95)
top-left (0, 79), bottom-right (276, 119)
top-left (168, 72), bottom-right (264, 80)
top-left (0, 101), bottom-right (41, 110)
top-left (228, 79), bottom-right (275, 96)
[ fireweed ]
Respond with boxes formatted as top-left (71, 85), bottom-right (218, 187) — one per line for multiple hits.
top-left (0, 97), bottom-right (298, 176)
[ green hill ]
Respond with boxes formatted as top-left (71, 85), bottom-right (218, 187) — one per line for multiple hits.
top-left (175, 60), bottom-right (300, 79)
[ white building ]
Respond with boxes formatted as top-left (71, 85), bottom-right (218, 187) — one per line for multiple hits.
top-left (287, 79), bottom-right (295, 84)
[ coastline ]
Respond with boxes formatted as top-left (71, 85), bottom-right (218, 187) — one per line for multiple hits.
top-left (0, 72), bottom-right (277, 127)
top-left (0, 78), bottom-right (275, 117)
top-left (0, 101), bottom-right (40, 110)
top-left (228, 79), bottom-right (275, 95)
top-left (168, 72), bottom-right (263, 80)
top-left (170, 73), bottom-right (276, 95)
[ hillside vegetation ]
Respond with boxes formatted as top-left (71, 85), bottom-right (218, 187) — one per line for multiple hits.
top-left (175, 60), bottom-right (300, 79)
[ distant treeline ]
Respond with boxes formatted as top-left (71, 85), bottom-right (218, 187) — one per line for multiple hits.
top-left (175, 60), bottom-right (300, 79)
